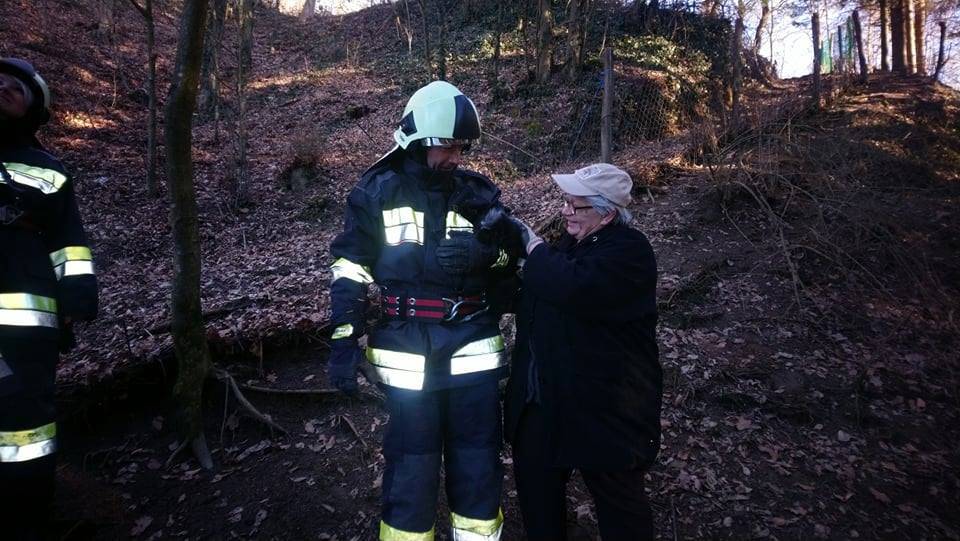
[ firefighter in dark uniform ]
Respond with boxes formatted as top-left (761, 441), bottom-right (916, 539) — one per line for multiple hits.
top-left (0, 58), bottom-right (98, 539)
top-left (327, 81), bottom-right (514, 540)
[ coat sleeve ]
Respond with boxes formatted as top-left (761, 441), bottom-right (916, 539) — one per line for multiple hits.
top-left (521, 233), bottom-right (656, 319)
top-left (328, 184), bottom-right (380, 341)
top-left (44, 177), bottom-right (98, 321)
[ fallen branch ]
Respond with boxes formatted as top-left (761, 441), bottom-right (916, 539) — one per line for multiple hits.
top-left (148, 296), bottom-right (261, 334)
top-left (336, 413), bottom-right (368, 451)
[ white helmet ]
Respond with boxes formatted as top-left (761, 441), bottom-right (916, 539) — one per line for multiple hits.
top-left (393, 81), bottom-right (481, 150)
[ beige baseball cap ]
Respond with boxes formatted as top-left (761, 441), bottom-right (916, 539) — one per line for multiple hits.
top-left (551, 163), bottom-right (633, 207)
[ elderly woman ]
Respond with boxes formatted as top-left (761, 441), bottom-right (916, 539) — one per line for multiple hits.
top-left (504, 163), bottom-right (662, 540)
top-left (0, 58), bottom-right (98, 538)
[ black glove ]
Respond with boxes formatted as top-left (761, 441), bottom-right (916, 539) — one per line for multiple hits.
top-left (327, 339), bottom-right (363, 395)
top-left (436, 231), bottom-right (499, 275)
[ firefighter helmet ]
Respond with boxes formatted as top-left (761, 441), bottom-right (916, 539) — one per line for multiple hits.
top-left (393, 81), bottom-right (481, 150)
top-left (0, 58), bottom-right (51, 127)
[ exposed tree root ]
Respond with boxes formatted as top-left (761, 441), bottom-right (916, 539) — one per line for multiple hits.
top-left (214, 368), bottom-right (288, 435)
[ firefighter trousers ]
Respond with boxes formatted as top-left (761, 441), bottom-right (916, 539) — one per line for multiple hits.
top-left (379, 379), bottom-right (504, 540)
top-left (0, 336), bottom-right (59, 540)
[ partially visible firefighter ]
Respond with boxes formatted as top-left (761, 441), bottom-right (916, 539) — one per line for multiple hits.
top-left (0, 57), bottom-right (99, 539)
top-left (327, 80), bottom-right (517, 540)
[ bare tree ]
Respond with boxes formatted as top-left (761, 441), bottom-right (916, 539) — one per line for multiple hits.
top-left (934, 20), bottom-right (948, 81)
top-left (753, 0), bottom-right (770, 54)
top-left (891, 0), bottom-right (905, 72)
top-left (300, 0), bottom-right (316, 21)
top-left (913, 0), bottom-right (926, 73)
top-left (164, 0), bottom-right (213, 469)
top-left (566, 0), bottom-right (587, 81)
top-left (880, 0), bottom-right (890, 71)
top-left (536, 0), bottom-right (555, 83)
top-left (903, 0), bottom-right (915, 72)
top-left (853, 9), bottom-right (869, 82)
top-left (239, 0), bottom-right (254, 74)
top-left (393, 0), bottom-right (415, 57)
top-left (812, 10), bottom-right (822, 110)
top-left (129, 0), bottom-right (159, 197)
top-left (732, 0), bottom-right (745, 126)
top-left (199, 0), bottom-right (228, 122)
top-left (417, 0), bottom-right (432, 78)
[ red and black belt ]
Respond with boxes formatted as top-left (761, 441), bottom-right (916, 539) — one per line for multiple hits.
top-left (382, 294), bottom-right (487, 322)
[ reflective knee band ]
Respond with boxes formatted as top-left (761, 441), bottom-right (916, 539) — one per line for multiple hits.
top-left (450, 509), bottom-right (504, 541)
top-left (380, 520), bottom-right (435, 541)
top-left (0, 422), bottom-right (57, 463)
top-left (367, 335), bottom-right (506, 390)
top-left (49, 246), bottom-right (94, 279)
top-left (0, 293), bottom-right (58, 328)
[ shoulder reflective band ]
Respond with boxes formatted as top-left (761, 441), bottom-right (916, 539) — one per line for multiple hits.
top-left (451, 509), bottom-right (504, 541)
top-left (49, 246), bottom-right (95, 279)
top-left (0, 293), bottom-right (59, 328)
top-left (380, 520), bottom-right (435, 541)
top-left (490, 249), bottom-right (509, 269)
top-left (0, 422), bottom-right (57, 463)
top-left (450, 335), bottom-right (506, 376)
top-left (445, 211), bottom-right (473, 239)
top-left (383, 207), bottom-right (425, 246)
top-left (1, 162), bottom-right (67, 194)
top-left (366, 347), bottom-right (426, 390)
top-left (331, 323), bottom-right (353, 340)
top-left (331, 257), bottom-right (373, 284)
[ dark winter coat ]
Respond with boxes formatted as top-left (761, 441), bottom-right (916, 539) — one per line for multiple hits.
top-left (505, 223), bottom-right (662, 471)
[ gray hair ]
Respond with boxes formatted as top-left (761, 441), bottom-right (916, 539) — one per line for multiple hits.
top-left (585, 194), bottom-right (633, 225)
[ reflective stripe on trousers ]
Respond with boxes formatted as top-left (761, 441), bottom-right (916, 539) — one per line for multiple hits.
top-left (0, 422), bottom-right (57, 463)
top-left (451, 509), bottom-right (504, 541)
top-left (0, 293), bottom-right (59, 329)
top-left (366, 335), bottom-right (506, 390)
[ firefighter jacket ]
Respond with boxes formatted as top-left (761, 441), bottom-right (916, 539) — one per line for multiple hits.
top-left (0, 144), bottom-right (98, 340)
top-left (329, 153), bottom-right (515, 391)
top-left (0, 142), bottom-right (97, 465)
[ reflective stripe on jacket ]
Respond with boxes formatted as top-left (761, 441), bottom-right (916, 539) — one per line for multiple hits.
top-left (329, 152), bottom-right (515, 390)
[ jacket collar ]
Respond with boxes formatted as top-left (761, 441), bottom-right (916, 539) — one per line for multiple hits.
top-left (401, 155), bottom-right (455, 192)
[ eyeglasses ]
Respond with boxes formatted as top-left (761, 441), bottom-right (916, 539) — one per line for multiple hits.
top-left (561, 198), bottom-right (594, 215)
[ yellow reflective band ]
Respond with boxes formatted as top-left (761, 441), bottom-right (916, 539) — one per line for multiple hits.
top-left (0, 423), bottom-right (57, 463)
top-left (366, 347), bottom-right (426, 372)
top-left (444, 211), bottom-right (474, 239)
top-left (1, 162), bottom-right (67, 194)
top-left (331, 324), bottom-right (354, 340)
top-left (372, 366), bottom-right (425, 390)
top-left (49, 246), bottom-right (93, 267)
top-left (0, 293), bottom-right (58, 313)
top-left (380, 520), bottom-right (435, 541)
top-left (490, 249), bottom-right (509, 269)
top-left (331, 257), bottom-right (374, 284)
top-left (450, 336), bottom-right (506, 376)
top-left (383, 207), bottom-right (425, 246)
top-left (450, 509), bottom-right (504, 541)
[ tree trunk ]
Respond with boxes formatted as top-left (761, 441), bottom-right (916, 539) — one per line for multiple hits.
top-left (853, 10), bottom-right (869, 83)
top-left (837, 24), bottom-right (845, 73)
top-left (880, 0), bottom-right (889, 71)
top-left (753, 0), bottom-right (769, 54)
top-left (812, 11), bottom-right (822, 110)
top-left (566, 0), bottom-right (585, 81)
top-left (536, 0), bottom-right (554, 83)
top-left (417, 0), bottom-right (432, 78)
top-left (164, 0), bottom-right (213, 470)
top-left (199, 0), bottom-right (227, 120)
top-left (300, 0), bottom-right (315, 21)
top-left (903, 0), bottom-right (914, 73)
top-left (934, 21), bottom-right (947, 81)
top-left (436, 0), bottom-right (447, 81)
top-left (232, 1), bottom-right (250, 211)
top-left (913, 0), bottom-right (925, 74)
top-left (891, 0), bottom-right (905, 72)
top-left (239, 0), bottom-right (254, 75)
top-left (129, 0), bottom-right (159, 196)
top-left (732, 5), bottom-right (744, 127)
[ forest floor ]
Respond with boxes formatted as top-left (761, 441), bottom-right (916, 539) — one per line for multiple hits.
top-left (2, 1), bottom-right (959, 540)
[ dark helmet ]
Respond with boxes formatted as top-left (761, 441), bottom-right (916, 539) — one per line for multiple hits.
top-left (0, 58), bottom-right (52, 128)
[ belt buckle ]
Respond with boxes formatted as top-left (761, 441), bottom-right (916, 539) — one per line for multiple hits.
top-left (441, 296), bottom-right (488, 323)
top-left (441, 297), bottom-right (465, 322)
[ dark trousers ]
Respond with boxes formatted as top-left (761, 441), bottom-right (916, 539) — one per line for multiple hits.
top-left (0, 337), bottom-right (59, 540)
top-left (512, 404), bottom-right (654, 541)
top-left (380, 379), bottom-right (503, 537)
